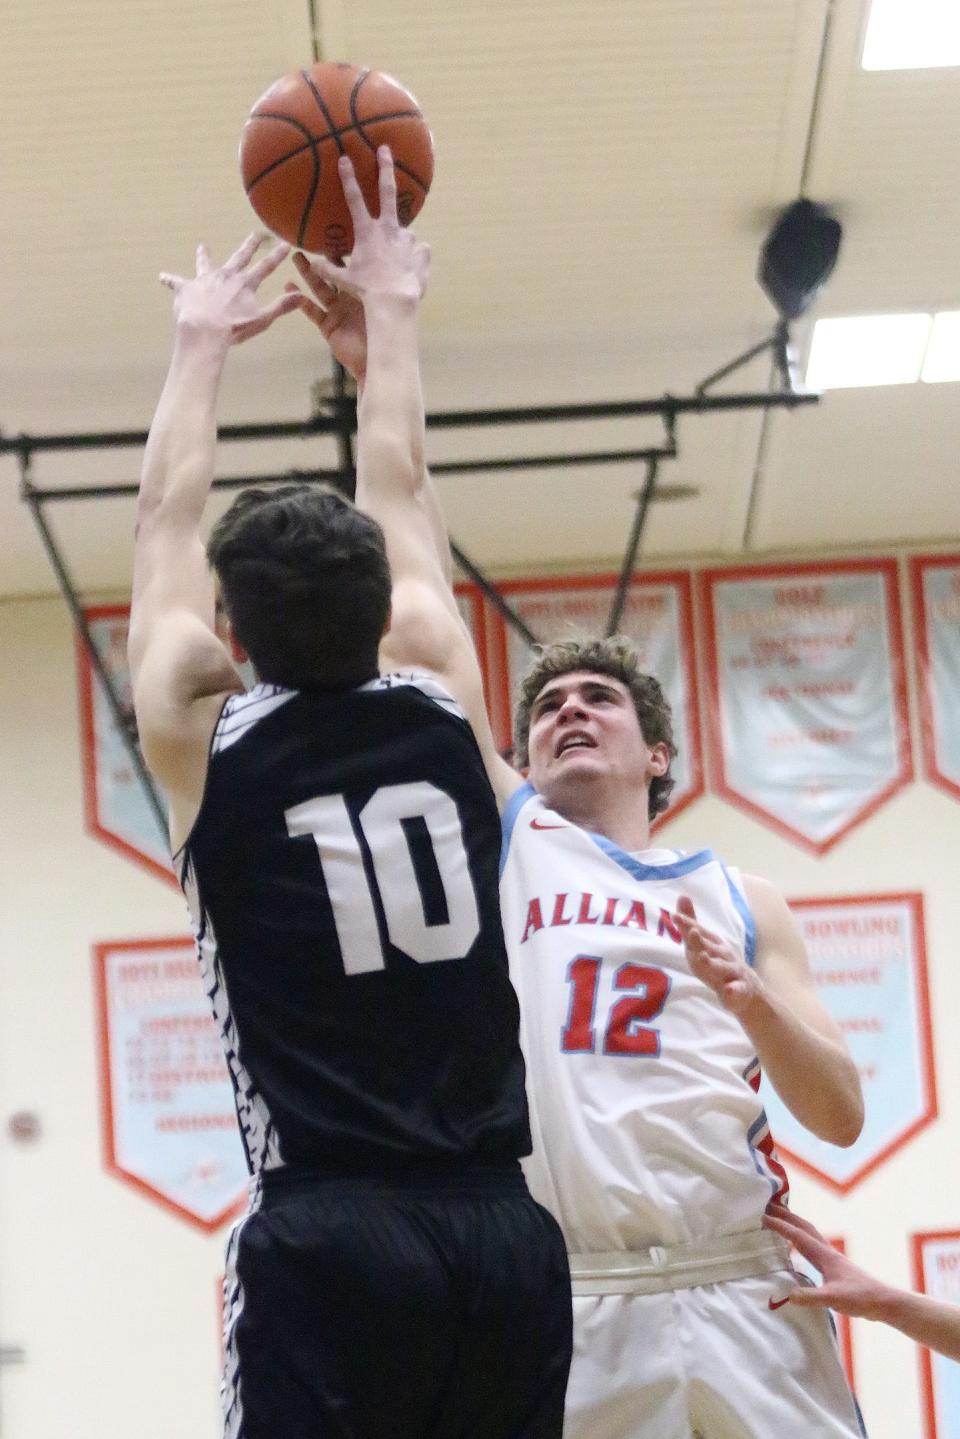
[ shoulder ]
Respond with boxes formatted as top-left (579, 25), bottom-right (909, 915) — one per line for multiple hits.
top-left (740, 873), bottom-right (809, 972)
top-left (740, 872), bottom-right (790, 918)
top-left (500, 781), bottom-right (570, 869)
top-left (371, 669), bottom-right (469, 721)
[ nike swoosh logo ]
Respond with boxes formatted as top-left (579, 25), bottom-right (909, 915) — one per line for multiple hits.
top-left (530, 818), bottom-right (565, 830)
top-left (768, 1297), bottom-right (791, 1311)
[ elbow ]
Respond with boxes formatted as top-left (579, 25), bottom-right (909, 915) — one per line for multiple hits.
top-left (831, 1108), bottom-right (864, 1149)
top-left (826, 1068), bottom-right (865, 1148)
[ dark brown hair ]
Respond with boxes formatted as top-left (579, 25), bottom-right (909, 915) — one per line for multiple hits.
top-left (207, 484), bottom-right (390, 689)
top-left (514, 634), bottom-right (677, 818)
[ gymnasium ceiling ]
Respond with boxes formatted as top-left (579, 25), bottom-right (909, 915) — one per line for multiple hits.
top-left (1, 0), bottom-right (958, 601)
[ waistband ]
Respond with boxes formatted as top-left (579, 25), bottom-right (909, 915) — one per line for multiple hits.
top-left (568, 1228), bottom-right (792, 1296)
top-left (258, 1158), bottom-right (528, 1205)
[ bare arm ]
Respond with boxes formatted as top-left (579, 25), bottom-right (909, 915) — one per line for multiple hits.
top-left (288, 258), bottom-right (453, 587)
top-left (129, 236), bottom-right (299, 832)
top-left (764, 1205), bottom-right (960, 1362)
top-left (676, 879), bottom-right (864, 1146)
top-left (295, 150), bottom-right (522, 807)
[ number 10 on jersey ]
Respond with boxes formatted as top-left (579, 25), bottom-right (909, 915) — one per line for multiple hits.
top-left (285, 781), bottom-right (481, 975)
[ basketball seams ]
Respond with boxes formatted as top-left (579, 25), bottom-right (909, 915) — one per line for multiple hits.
top-left (243, 113), bottom-right (320, 193)
top-left (350, 72), bottom-right (430, 194)
top-left (244, 111), bottom-right (424, 192)
top-left (300, 68), bottom-right (350, 155)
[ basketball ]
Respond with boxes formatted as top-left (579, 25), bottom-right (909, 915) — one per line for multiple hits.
top-left (239, 62), bottom-right (434, 261)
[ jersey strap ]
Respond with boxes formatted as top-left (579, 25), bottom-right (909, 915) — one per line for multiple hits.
top-left (361, 670), bottom-right (469, 722)
top-left (212, 685), bottom-right (295, 754)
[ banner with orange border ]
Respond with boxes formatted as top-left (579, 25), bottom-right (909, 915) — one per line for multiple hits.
top-left (913, 1229), bottom-right (960, 1439)
top-left (761, 893), bottom-right (936, 1194)
top-left (93, 937), bottom-right (247, 1231)
top-left (910, 555), bottom-right (960, 805)
top-left (701, 560), bottom-right (912, 853)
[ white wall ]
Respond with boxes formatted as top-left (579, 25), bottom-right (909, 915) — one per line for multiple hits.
top-left (0, 599), bottom-right (223, 1439)
top-left (1, 583), bottom-right (958, 1438)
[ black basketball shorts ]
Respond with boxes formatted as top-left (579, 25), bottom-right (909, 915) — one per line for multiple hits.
top-left (221, 1164), bottom-right (572, 1439)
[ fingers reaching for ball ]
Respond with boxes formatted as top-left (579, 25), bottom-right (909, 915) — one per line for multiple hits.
top-left (244, 240), bottom-right (293, 290)
top-left (336, 154), bottom-right (373, 238)
top-left (292, 252), bottom-right (339, 305)
top-left (377, 146), bottom-right (399, 228)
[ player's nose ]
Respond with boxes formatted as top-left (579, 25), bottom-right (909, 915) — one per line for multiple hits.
top-left (557, 693), bottom-right (588, 720)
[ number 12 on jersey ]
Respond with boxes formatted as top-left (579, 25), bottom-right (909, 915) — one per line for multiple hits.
top-left (561, 956), bottom-right (670, 1056)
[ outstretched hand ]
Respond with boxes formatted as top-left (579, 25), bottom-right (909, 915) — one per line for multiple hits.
top-left (675, 894), bottom-right (764, 1019)
top-left (288, 257), bottom-right (368, 383)
top-left (291, 147), bottom-right (430, 315)
top-left (160, 234), bottom-right (299, 346)
top-left (763, 1204), bottom-right (890, 1319)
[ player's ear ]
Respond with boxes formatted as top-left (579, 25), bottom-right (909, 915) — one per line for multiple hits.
top-left (647, 741), bottom-right (670, 776)
top-left (225, 622), bottom-right (249, 665)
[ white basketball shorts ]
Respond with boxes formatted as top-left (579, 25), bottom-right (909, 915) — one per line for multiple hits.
top-left (564, 1267), bottom-right (866, 1438)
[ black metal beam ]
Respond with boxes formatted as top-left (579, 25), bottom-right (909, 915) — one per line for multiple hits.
top-left (0, 386), bottom-right (817, 458)
top-left (22, 447), bottom-right (689, 503)
top-left (606, 455), bottom-right (662, 637)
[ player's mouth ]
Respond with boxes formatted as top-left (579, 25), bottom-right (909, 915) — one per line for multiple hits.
top-left (555, 731), bottom-right (596, 758)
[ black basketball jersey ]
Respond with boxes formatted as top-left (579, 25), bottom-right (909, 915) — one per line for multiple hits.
top-left (179, 672), bottom-right (530, 1177)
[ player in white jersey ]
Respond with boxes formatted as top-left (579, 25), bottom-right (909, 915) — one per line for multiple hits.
top-left (293, 190), bottom-right (867, 1438)
top-left (499, 810), bottom-right (783, 1251)
top-left (493, 640), bottom-right (867, 1438)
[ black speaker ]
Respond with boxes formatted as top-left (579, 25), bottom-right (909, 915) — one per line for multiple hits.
top-left (759, 200), bottom-right (842, 320)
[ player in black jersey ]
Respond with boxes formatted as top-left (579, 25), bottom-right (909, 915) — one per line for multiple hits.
top-left (128, 148), bottom-right (571, 1438)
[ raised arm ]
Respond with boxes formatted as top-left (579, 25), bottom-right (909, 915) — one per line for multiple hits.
top-left (294, 150), bottom-right (521, 804)
top-left (676, 879), bottom-right (864, 1147)
top-left (129, 236), bottom-right (298, 837)
top-left (289, 255), bottom-right (452, 587)
top-left (763, 1205), bottom-right (960, 1362)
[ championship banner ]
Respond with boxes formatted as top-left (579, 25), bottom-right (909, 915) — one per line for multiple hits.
top-left (910, 555), bottom-right (960, 804)
top-left (762, 894), bottom-right (936, 1194)
top-left (702, 561), bottom-right (912, 853)
top-left (78, 593), bottom-right (491, 884)
top-left (77, 605), bottom-right (175, 885)
top-left (489, 573), bottom-right (703, 825)
top-left (94, 938), bottom-right (247, 1231)
top-left (913, 1230), bottom-right (960, 1439)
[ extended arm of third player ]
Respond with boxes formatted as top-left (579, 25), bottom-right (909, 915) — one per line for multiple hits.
top-left (764, 1205), bottom-right (960, 1363)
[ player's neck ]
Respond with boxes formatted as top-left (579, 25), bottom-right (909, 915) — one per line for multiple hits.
top-left (550, 781), bottom-right (653, 852)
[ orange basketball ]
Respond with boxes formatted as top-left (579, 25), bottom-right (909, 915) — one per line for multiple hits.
top-left (239, 62), bottom-right (434, 261)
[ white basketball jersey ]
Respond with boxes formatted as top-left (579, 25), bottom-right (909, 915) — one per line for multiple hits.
top-left (500, 783), bottom-right (788, 1253)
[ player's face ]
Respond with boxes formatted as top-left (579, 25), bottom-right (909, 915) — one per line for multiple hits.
top-left (526, 671), bottom-right (660, 805)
